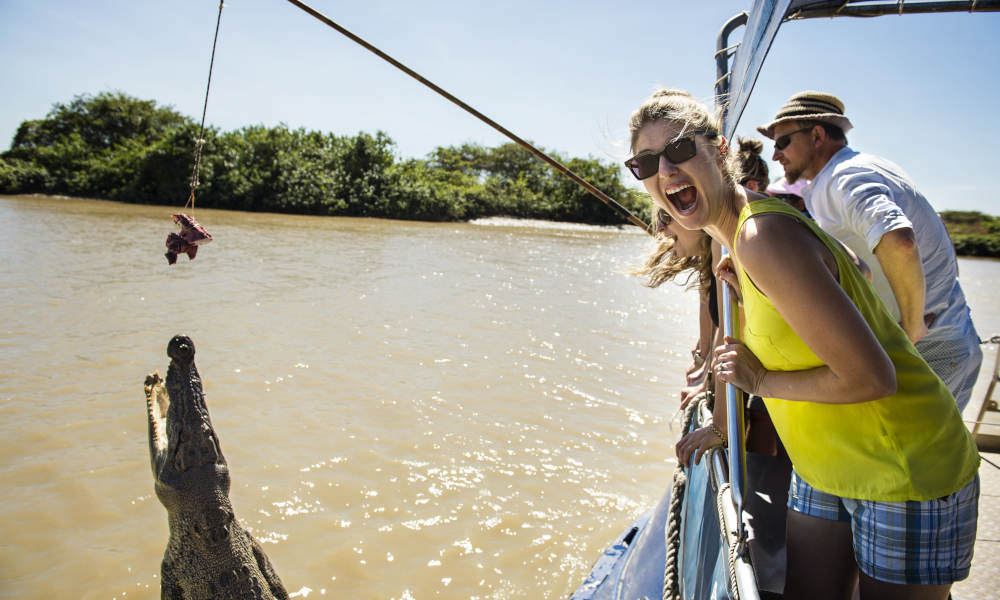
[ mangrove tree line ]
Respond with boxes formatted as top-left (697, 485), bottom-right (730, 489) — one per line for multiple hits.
top-left (0, 92), bottom-right (650, 225)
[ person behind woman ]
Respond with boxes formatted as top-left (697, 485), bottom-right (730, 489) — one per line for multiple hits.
top-left (766, 177), bottom-right (810, 217)
top-left (624, 88), bottom-right (979, 600)
top-left (635, 204), bottom-right (713, 291)
top-left (633, 202), bottom-right (716, 396)
top-left (734, 136), bottom-right (769, 192)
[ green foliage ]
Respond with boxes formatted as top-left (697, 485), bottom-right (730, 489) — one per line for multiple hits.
top-left (950, 234), bottom-right (1000, 257)
top-left (938, 211), bottom-right (1000, 257)
top-left (384, 158), bottom-right (483, 221)
top-left (938, 210), bottom-right (983, 226)
top-left (4, 92), bottom-right (192, 200)
top-left (1, 91), bottom-right (651, 227)
top-left (0, 157), bottom-right (54, 192)
top-left (127, 123), bottom-right (213, 205)
top-left (9, 91), bottom-right (187, 154)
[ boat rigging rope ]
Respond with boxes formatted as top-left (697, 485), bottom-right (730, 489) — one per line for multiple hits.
top-left (284, 0), bottom-right (650, 233)
top-left (715, 482), bottom-right (743, 600)
top-left (185, 0), bottom-right (225, 212)
top-left (662, 467), bottom-right (686, 600)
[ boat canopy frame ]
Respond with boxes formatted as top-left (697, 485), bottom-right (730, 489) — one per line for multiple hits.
top-left (716, 0), bottom-right (1000, 139)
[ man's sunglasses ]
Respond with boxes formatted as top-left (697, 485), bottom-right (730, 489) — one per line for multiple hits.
top-left (774, 126), bottom-right (814, 151)
top-left (625, 130), bottom-right (717, 180)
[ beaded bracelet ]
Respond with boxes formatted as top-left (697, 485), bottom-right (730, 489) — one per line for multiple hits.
top-left (707, 422), bottom-right (727, 444)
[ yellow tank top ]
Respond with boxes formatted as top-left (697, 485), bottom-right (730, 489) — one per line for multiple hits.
top-left (735, 199), bottom-right (978, 501)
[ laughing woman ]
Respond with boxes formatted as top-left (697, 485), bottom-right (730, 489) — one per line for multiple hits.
top-left (625, 89), bottom-right (979, 600)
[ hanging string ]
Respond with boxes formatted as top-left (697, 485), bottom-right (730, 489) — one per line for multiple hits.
top-left (185, 0), bottom-right (225, 212)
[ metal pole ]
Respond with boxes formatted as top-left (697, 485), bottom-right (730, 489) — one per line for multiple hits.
top-left (715, 15), bottom-right (750, 545)
top-left (720, 261), bottom-right (748, 542)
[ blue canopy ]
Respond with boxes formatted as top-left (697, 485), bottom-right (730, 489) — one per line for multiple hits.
top-left (720, 0), bottom-right (791, 138)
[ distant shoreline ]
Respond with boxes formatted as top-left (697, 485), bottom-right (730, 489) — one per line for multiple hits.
top-left (938, 210), bottom-right (1000, 259)
top-left (5, 193), bottom-right (996, 259)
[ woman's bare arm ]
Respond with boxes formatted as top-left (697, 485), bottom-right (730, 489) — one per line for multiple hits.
top-left (718, 214), bottom-right (896, 404)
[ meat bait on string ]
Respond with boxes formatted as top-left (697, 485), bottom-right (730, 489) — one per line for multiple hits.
top-left (164, 214), bottom-right (213, 265)
top-left (164, 1), bottom-right (224, 265)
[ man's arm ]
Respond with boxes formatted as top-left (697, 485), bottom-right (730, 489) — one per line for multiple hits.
top-left (834, 169), bottom-right (925, 342)
top-left (872, 227), bottom-right (927, 343)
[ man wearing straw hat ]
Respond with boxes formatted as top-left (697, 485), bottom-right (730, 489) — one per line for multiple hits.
top-left (758, 91), bottom-right (982, 413)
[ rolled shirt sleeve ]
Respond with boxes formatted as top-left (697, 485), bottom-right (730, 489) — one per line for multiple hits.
top-left (804, 147), bottom-right (976, 342)
top-left (836, 175), bottom-right (913, 253)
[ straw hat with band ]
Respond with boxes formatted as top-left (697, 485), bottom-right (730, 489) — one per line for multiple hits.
top-left (757, 91), bottom-right (854, 140)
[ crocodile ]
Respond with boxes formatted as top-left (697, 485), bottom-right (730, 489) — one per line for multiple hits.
top-left (144, 335), bottom-right (288, 600)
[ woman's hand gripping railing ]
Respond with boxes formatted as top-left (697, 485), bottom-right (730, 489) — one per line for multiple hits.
top-left (720, 246), bottom-right (749, 549)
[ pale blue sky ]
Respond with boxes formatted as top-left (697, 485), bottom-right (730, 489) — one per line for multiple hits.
top-left (2, 1), bottom-right (998, 215)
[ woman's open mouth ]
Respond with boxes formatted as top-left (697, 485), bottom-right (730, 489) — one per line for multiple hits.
top-left (666, 184), bottom-right (697, 215)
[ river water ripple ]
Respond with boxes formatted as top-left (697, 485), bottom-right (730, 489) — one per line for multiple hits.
top-left (0, 195), bottom-right (996, 599)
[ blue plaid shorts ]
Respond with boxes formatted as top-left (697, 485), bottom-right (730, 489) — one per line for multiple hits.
top-left (787, 471), bottom-right (979, 584)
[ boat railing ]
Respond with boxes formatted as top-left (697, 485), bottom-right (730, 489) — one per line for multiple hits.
top-left (971, 335), bottom-right (1000, 452)
top-left (713, 12), bottom-right (756, 596)
top-left (681, 398), bottom-right (761, 600)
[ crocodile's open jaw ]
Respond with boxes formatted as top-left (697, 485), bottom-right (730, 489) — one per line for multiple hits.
top-left (143, 335), bottom-right (289, 598)
top-left (166, 336), bottom-right (222, 476)
top-left (146, 335), bottom-right (225, 493)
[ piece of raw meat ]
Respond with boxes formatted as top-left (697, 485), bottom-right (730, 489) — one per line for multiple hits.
top-left (165, 213), bottom-right (212, 265)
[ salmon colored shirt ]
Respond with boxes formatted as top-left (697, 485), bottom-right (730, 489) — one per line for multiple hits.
top-left (734, 199), bottom-right (978, 501)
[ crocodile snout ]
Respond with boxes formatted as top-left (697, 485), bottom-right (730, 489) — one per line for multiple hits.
top-left (168, 335), bottom-right (196, 364)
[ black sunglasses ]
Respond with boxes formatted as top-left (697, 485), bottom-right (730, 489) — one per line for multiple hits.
top-left (774, 126), bottom-right (814, 151)
top-left (625, 129), bottom-right (717, 180)
top-left (653, 207), bottom-right (673, 230)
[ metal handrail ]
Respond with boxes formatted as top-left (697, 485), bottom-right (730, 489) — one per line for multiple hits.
top-left (714, 10), bottom-right (752, 554)
top-left (713, 12), bottom-right (749, 105)
top-left (971, 336), bottom-right (1000, 438)
top-left (720, 267), bottom-right (748, 544)
top-left (786, 0), bottom-right (1000, 20)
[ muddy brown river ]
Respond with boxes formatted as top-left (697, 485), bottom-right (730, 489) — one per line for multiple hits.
top-left (1, 194), bottom-right (996, 599)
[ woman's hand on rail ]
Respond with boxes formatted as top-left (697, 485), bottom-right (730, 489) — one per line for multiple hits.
top-left (713, 335), bottom-right (767, 396)
top-left (675, 425), bottom-right (725, 466)
top-left (679, 378), bottom-right (706, 409)
top-left (714, 255), bottom-right (742, 304)
top-left (685, 357), bottom-right (706, 384)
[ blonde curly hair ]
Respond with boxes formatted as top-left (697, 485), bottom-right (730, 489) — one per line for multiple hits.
top-left (628, 89), bottom-right (724, 290)
top-left (631, 205), bottom-right (713, 291)
top-left (628, 88), bottom-right (741, 187)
